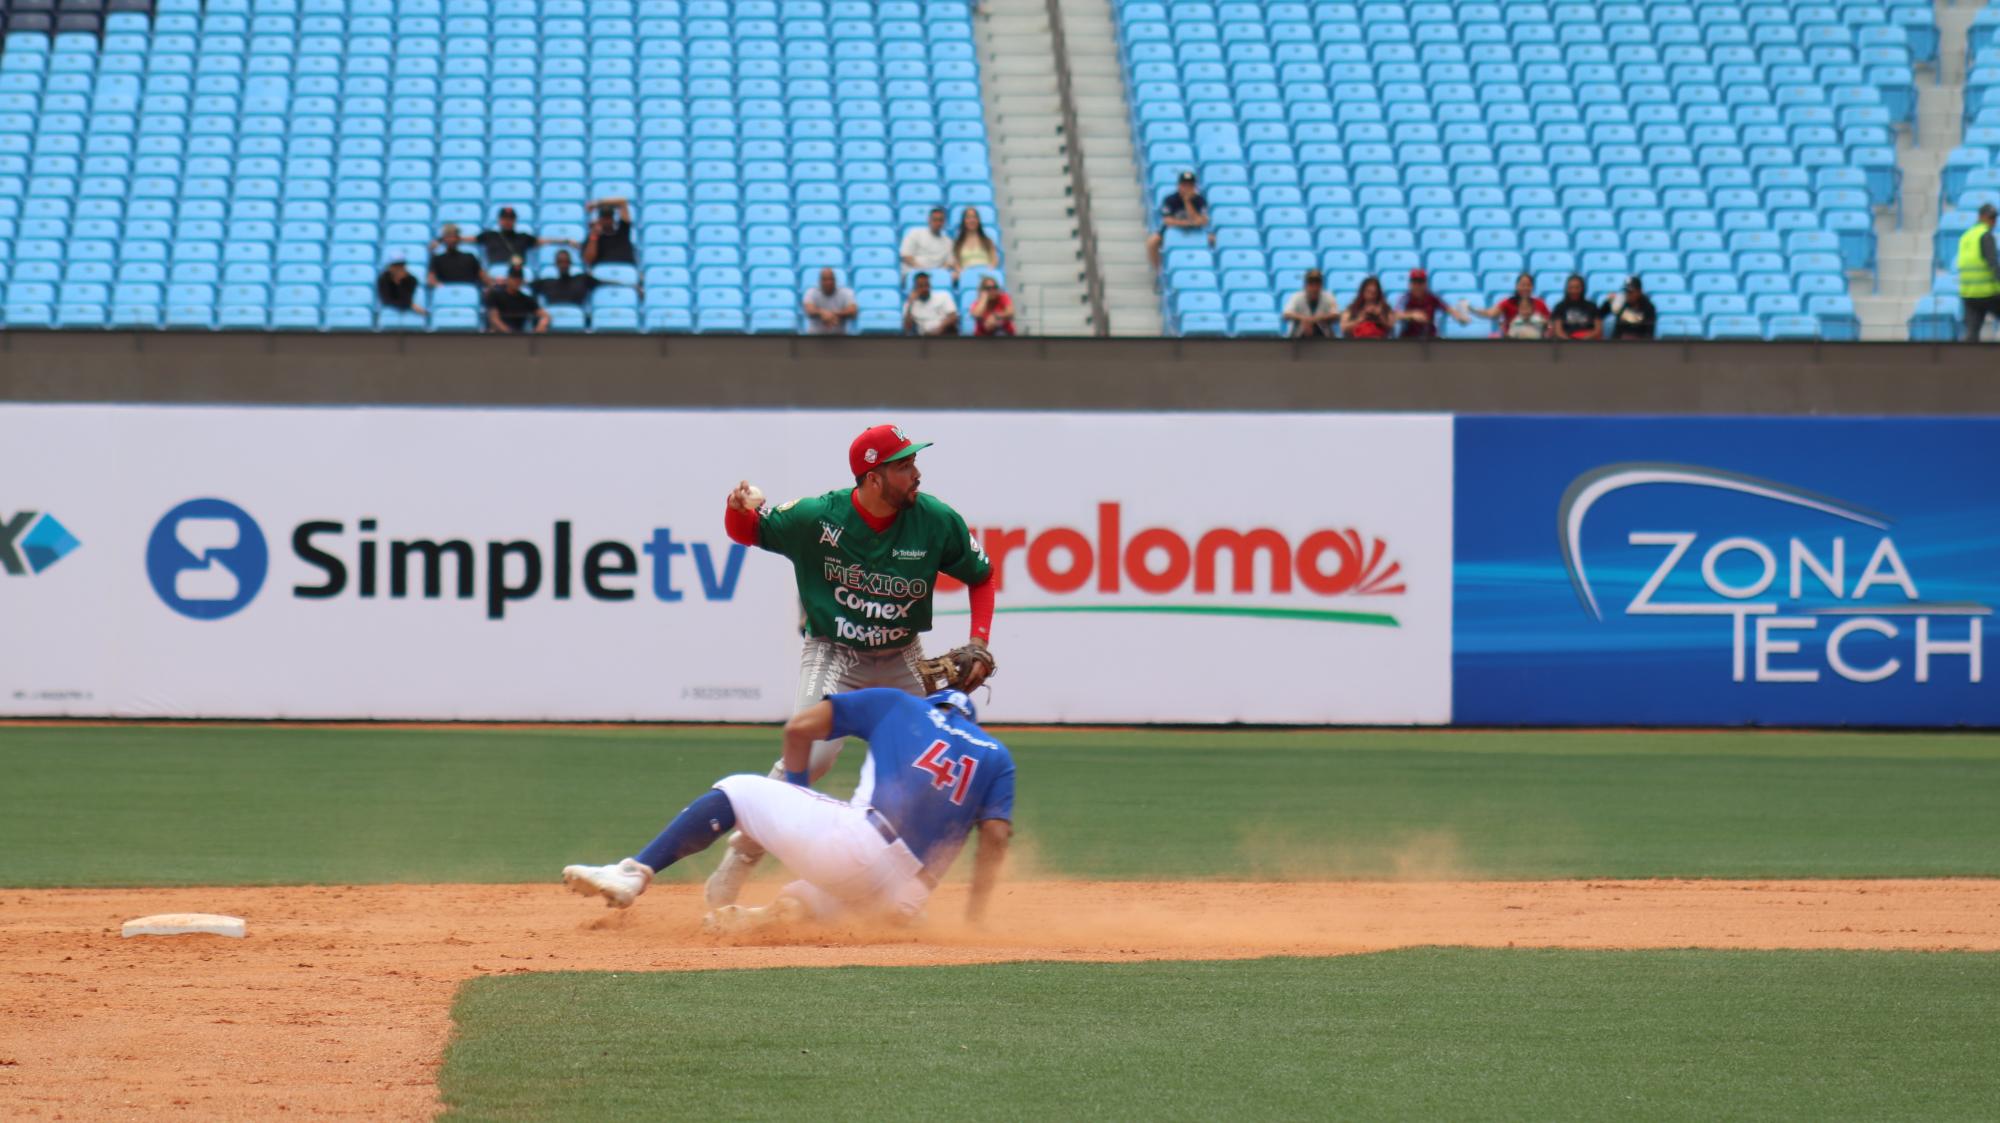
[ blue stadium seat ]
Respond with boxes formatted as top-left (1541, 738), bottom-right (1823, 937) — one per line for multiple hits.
top-left (1116, 0), bottom-right (1905, 336)
top-left (0, 2), bottom-right (998, 336)
top-left (1908, 294), bottom-right (1961, 341)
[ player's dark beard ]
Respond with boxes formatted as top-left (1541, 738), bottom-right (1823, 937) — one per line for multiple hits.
top-left (888, 480), bottom-right (918, 510)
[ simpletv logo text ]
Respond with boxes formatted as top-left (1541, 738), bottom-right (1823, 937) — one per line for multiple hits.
top-left (146, 503), bottom-right (745, 620)
top-left (292, 519), bottom-right (745, 619)
top-left (1561, 464), bottom-right (1989, 685)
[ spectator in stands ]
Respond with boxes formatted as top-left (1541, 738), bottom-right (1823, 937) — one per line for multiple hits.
top-left (475, 207), bottom-right (568, 270)
top-left (1600, 276), bottom-right (1658, 341)
top-left (802, 268), bottom-right (859, 335)
top-left (376, 258), bottom-right (425, 316)
top-left (1958, 203), bottom-right (2000, 341)
top-left (1280, 268), bottom-right (1338, 338)
top-left (1394, 268), bottom-right (1471, 339)
top-left (530, 250), bottom-right (620, 306)
top-left (970, 275), bottom-right (1016, 336)
top-left (583, 197), bottom-right (636, 267)
top-left (485, 268), bottom-right (548, 334)
top-left (953, 208), bottom-right (998, 280)
top-left (427, 225), bottom-right (488, 289)
top-left (902, 271), bottom-right (959, 336)
top-left (1549, 274), bottom-right (1604, 341)
top-left (901, 207), bottom-right (954, 276)
top-left (1472, 273), bottom-right (1552, 339)
top-left (1339, 275), bottom-right (1395, 340)
top-left (1146, 170), bottom-right (1212, 270)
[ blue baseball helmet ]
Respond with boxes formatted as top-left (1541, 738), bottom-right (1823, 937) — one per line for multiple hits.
top-left (926, 688), bottom-right (977, 722)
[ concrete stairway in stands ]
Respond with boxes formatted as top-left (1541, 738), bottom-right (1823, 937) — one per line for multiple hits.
top-left (976, 0), bottom-right (1095, 335)
top-left (1056, 0), bottom-right (1163, 336)
top-left (1857, 0), bottom-right (1981, 339)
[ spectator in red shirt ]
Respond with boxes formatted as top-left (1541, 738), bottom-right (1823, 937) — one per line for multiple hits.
top-left (1472, 272), bottom-right (1552, 339)
top-left (969, 275), bottom-right (1016, 336)
top-left (1394, 268), bottom-right (1472, 338)
top-left (1340, 275), bottom-right (1395, 339)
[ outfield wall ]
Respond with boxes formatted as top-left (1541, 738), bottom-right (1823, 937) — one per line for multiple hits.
top-left (3, 333), bottom-right (2000, 415)
top-left (3, 402), bottom-right (1993, 726)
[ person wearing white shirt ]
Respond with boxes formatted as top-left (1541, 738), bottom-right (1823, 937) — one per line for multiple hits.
top-left (899, 207), bottom-right (954, 274)
top-left (902, 272), bottom-right (959, 335)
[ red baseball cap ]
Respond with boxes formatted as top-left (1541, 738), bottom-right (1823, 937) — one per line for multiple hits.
top-left (849, 424), bottom-right (931, 477)
top-left (1408, 267), bottom-right (1428, 281)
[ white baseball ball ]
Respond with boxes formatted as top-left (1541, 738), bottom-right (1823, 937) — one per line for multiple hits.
top-left (742, 484), bottom-right (765, 508)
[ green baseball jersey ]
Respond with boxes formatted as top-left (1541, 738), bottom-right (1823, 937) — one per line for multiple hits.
top-left (757, 489), bottom-right (992, 650)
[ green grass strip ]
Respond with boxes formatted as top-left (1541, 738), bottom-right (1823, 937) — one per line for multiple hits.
top-left (4, 726), bottom-right (2000, 886)
top-left (439, 949), bottom-right (2000, 1122)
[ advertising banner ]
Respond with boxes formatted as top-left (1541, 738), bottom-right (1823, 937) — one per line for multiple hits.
top-left (0, 406), bottom-right (1452, 724)
top-left (1454, 417), bottom-right (2000, 726)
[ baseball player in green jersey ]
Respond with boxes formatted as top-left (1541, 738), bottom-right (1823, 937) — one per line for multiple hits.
top-left (709, 422), bottom-right (998, 906)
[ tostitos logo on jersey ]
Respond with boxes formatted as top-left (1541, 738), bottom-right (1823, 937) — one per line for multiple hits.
top-left (941, 501), bottom-right (1406, 627)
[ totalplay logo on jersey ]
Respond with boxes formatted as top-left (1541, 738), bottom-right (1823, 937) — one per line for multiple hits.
top-left (1455, 418), bottom-right (2000, 726)
top-left (940, 501), bottom-right (1407, 627)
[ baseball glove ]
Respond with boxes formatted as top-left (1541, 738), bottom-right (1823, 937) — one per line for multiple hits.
top-left (917, 640), bottom-right (996, 694)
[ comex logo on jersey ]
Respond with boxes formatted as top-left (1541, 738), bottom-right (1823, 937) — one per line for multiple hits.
top-left (0, 509), bottom-right (82, 576)
top-left (144, 500), bottom-right (748, 621)
top-left (1560, 463), bottom-right (1989, 684)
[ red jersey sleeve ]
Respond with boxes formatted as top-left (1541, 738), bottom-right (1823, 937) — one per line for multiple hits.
top-left (723, 502), bottom-right (761, 546)
top-left (967, 572), bottom-right (995, 643)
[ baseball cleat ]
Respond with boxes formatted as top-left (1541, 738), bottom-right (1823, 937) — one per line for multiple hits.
top-left (562, 858), bottom-right (653, 908)
top-left (703, 840), bottom-right (764, 908)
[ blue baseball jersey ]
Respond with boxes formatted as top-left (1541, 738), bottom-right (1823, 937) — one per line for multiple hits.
top-left (827, 688), bottom-right (1016, 881)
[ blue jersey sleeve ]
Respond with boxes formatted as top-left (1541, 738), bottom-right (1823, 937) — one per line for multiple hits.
top-left (826, 688), bottom-right (909, 742)
top-left (976, 750), bottom-right (1015, 822)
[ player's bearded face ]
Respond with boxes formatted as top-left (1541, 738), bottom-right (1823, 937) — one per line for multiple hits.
top-left (877, 460), bottom-right (920, 510)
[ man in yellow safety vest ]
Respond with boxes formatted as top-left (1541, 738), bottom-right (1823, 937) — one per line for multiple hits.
top-left (1957, 203), bottom-right (2000, 341)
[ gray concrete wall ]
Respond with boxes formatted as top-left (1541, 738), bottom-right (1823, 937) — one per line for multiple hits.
top-left (1, 331), bottom-right (1993, 413)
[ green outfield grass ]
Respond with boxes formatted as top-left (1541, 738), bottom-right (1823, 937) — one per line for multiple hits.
top-left (438, 949), bottom-right (2000, 1122)
top-left (4, 725), bottom-right (1999, 887)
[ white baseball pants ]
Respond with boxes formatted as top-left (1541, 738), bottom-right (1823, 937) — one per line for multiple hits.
top-left (714, 774), bottom-right (931, 921)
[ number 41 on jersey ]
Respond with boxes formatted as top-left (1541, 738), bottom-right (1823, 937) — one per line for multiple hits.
top-left (912, 741), bottom-right (978, 805)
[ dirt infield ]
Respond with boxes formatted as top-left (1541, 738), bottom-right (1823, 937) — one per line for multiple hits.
top-left (5, 879), bottom-right (1999, 1120)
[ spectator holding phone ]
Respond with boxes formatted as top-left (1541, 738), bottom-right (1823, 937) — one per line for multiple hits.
top-left (1339, 275), bottom-right (1395, 339)
top-left (583, 197), bottom-right (635, 266)
top-left (969, 275), bottom-right (1015, 335)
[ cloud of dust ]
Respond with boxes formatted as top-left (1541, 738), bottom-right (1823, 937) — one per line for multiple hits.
top-left (1231, 822), bottom-right (1483, 882)
top-left (701, 880), bottom-right (1386, 959)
